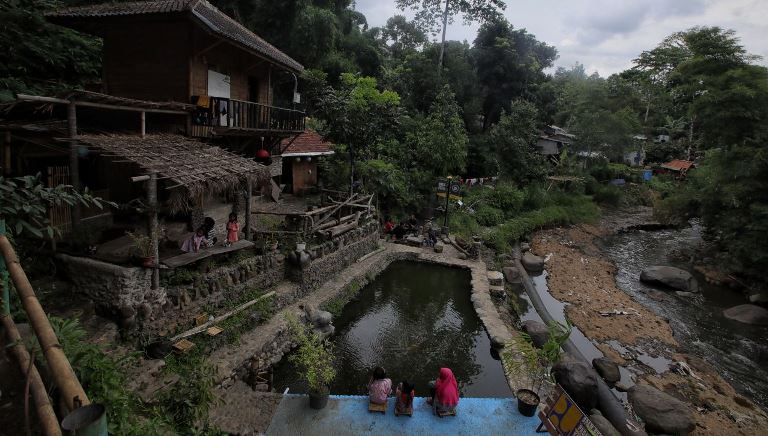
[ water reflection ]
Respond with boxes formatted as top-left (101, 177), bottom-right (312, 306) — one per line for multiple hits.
top-left (272, 261), bottom-right (512, 398)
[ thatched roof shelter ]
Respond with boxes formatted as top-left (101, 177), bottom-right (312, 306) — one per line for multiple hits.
top-left (77, 134), bottom-right (270, 210)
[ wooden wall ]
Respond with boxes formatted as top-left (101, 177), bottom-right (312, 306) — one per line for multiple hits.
top-left (291, 160), bottom-right (317, 194)
top-left (102, 21), bottom-right (190, 102)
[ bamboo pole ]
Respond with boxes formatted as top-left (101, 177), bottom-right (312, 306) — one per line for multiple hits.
top-left (171, 291), bottom-right (275, 341)
top-left (245, 175), bottom-right (253, 240)
top-left (67, 100), bottom-right (81, 227)
top-left (0, 235), bottom-right (89, 411)
top-left (0, 314), bottom-right (62, 436)
top-left (148, 171), bottom-right (159, 289)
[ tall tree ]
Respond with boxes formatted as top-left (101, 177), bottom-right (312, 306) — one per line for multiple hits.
top-left (490, 100), bottom-right (547, 185)
top-left (395, 0), bottom-right (505, 76)
top-left (472, 18), bottom-right (557, 130)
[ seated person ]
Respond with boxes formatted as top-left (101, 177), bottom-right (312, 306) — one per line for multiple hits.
top-left (180, 227), bottom-right (206, 253)
top-left (390, 223), bottom-right (407, 241)
top-left (427, 368), bottom-right (459, 414)
top-left (203, 217), bottom-right (218, 247)
top-left (395, 381), bottom-right (415, 414)
top-left (382, 216), bottom-right (395, 235)
top-left (367, 366), bottom-right (392, 405)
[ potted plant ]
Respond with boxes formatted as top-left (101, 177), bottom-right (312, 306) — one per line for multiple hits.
top-left (502, 321), bottom-right (571, 417)
top-left (285, 314), bottom-right (336, 409)
top-left (126, 230), bottom-right (155, 267)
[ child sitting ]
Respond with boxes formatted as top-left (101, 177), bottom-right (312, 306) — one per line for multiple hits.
top-left (395, 381), bottom-right (415, 415)
top-left (367, 366), bottom-right (392, 405)
top-left (181, 227), bottom-right (206, 253)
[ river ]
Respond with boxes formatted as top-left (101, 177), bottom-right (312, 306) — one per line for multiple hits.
top-left (601, 220), bottom-right (768, 410)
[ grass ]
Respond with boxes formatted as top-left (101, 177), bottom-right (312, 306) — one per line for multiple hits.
top-left (323, 280), bottom-right (362, 317)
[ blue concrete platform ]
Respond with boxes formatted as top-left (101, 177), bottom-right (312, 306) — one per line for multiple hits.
top-left (266, 395), bottom-right (541, 435)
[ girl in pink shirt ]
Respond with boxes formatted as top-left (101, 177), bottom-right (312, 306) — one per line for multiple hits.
top-left (226, 212), bottom-right (239, 246)
top-left (367, 366), bottom-right (392, 405)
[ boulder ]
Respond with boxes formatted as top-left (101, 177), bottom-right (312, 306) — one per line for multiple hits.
top-left (588, 411), bottom-right (620, 436)
top-left (487, 271), bottom-right (504, 286)
top-left (628, 384), bottom-right (695, 435)
top-left (405, 236), bottom-right (422, 247)
top-left (639, 266), bottom-right (699, 293)
top-left (592, 357), bottom-right (621, 384)
top-left (521, 320), bottom-right (550, 348)
top-left (312, 310), bottom-right (333, 327)
top-left (433, 242), bottom-right (444, 253)
top-left (489, 285), bottom-right (506, 300)
top-left (551, 361), bottom-right (599, 411)
top-left (723, 304), bottom-right (768, 326)
top-left (502, 266), bottom-right (521, 283)
top-left (522, 252), bottom-right (545, 274)
top-left (520, 242), bottom-right (531, 252)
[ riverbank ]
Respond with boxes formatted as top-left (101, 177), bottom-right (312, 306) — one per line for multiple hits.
top-left (531, 212), bottom-right (768, 435)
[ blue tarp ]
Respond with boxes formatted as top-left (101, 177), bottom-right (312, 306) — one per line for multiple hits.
top-left (266, 394), bottom-right (541, 435)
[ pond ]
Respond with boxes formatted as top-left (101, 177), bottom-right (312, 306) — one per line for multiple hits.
top-left (272, 261), bottom-right (512, 398)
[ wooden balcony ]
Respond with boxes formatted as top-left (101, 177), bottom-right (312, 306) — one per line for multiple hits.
top-left (190, 97), bottom-right (305, 137)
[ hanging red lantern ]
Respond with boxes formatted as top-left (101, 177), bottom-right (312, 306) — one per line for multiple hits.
top-left (256, 149), bottom-right (270, 159)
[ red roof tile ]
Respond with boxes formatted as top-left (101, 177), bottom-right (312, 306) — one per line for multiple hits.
top-left (279, 130), bottom-right (334, 156)
top-left (661, 160), bottom-right (695, 171)
top-left (47, 0), bottom-right (303, 72)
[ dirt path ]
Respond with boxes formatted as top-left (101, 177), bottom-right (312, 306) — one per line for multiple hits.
top-left (532, 223), bottom-right (768, 436)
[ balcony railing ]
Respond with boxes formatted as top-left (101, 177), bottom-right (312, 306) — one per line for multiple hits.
top-left (192, 97), bottom-right (305, 134)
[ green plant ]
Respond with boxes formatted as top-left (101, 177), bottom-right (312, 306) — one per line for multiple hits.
top-left (158, 355), bottom-right (219, 432)
top-left (285, 314), bottom-right (336, 394)
top-left (323, 281), bottom-right (361, 317)
top-left (126, 230), bottom-right (154, 257)
top-left (502, 320), bottom-right (572, 393)
top-left (592, 184), bottom-right (623, 206)
top-left (49, 316), bottom-right (168, 435)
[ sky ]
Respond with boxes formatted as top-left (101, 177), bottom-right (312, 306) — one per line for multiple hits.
top-left (354, 0), bottom-right (768, 76)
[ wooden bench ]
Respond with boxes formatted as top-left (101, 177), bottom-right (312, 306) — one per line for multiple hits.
top-left (161, 239), bottom-right (253, 268)
top-left (394, 405), bottom-right (413, 417)
top-left (437, 409), bottom-right (456, 418)
top-left (368, 400), bottom-right (387, 414)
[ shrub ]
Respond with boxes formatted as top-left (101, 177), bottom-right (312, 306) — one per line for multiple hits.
top-left (474, 205), bottom-right (505, 226)
top-left (285, 314), bottom-right (336, 394)
top-left (592, 184), bottom-right (623, 206)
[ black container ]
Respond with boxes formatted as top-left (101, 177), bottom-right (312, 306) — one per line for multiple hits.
top-left (309, 388), bottom-right (330, 410)
top-left (516, 389), bottom-right (540, 417)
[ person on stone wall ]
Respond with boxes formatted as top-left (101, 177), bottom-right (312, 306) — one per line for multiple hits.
top-left (367, 366), bottom-right (392, 405)
top-left (427, 367), bottom-right (459, 415)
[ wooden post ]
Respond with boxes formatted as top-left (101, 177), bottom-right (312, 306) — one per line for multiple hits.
top-left (2, 131), bottom-right (10, 175)
top-left (140, 111), bottom-right (146, 138)
top-left (245, 175), bottom-right (253, 240)
top-left (67, 100), bottom-right (81, 227)
top-left (148, 171), bottom-right (160, 289)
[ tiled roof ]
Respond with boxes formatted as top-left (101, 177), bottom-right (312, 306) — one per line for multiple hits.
top-left (47, 0), bottom-right (303, 72)
top-left (279, 129), bottom-right (334, 156)
top-left (661, 159), bottom-right (695, 171)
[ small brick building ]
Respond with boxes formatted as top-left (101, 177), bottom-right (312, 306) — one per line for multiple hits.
top-left (279, 129), bottom-right (334, 195)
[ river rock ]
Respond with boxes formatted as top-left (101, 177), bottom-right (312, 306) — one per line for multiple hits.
top-left (723, 304), bottom-right (768, 325)
top-left (640, 266), bottom-right (699, 293)
top-left (487, 271), bottom-right (504, 286)
top-left (405, 235), bottom-right (422, 247)
top-left (433, 242), bottom-right (444, 253)
top-left (522, 252), bottom-right (545, 274)
top-left (489, 285), bottom-right (506, 299)
top-left (502, 266), bottom-right (521, 283)
top-left (552, 361), bottom-right (599, 411)
top-left (592, 357), bottom-right (621, 384)
top-left (312, 310), bottom-right (333, 327)
top-left (628, 384), bottom-right (695, 435)
top-left (589, 411), bottom-right (621, 436)
top-left (521, 320), bottom-right (550, 348)
top-left (520, 242), bottom-right (531, 252)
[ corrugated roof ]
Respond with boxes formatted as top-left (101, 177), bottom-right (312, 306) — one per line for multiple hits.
top-left (661, 159), bottom-right (695, 171)
top-left (279, 129), bottom-right (334, 156)
top-left (47, 0), bottom-right (303, 72)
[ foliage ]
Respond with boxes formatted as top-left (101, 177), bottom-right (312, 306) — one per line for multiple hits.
top-left (501, 320), bottom-right (571, 392)
top-left (0, 174), bottom-right (114, 238)
top-left (490, 102), bottom-right (548, 185)
top-left (285, 313), bottom-right (336, 393)
top-left (591, 184), bottom-right (623, 207)
top-left (409, 85), bottom-right (468, 176)
top-left (126, 230), bottom-right (154, 258)
top-left (50, 316), bottom-right (168, 435)
top-left (0, 0), bottom-right (101, 101)
top-left (323, 280), bottom-right (361, 317)
top-left (158, 355), bottom-right (219, 432)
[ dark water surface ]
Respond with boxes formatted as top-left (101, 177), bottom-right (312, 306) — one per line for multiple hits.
top-left (272, 261), bottom-right (512, 398)
top-left (602, 222), bottom-right (768, 410)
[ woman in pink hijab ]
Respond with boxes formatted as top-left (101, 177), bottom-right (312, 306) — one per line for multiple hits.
top-left (428, 367), bottom-right (459, 414)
